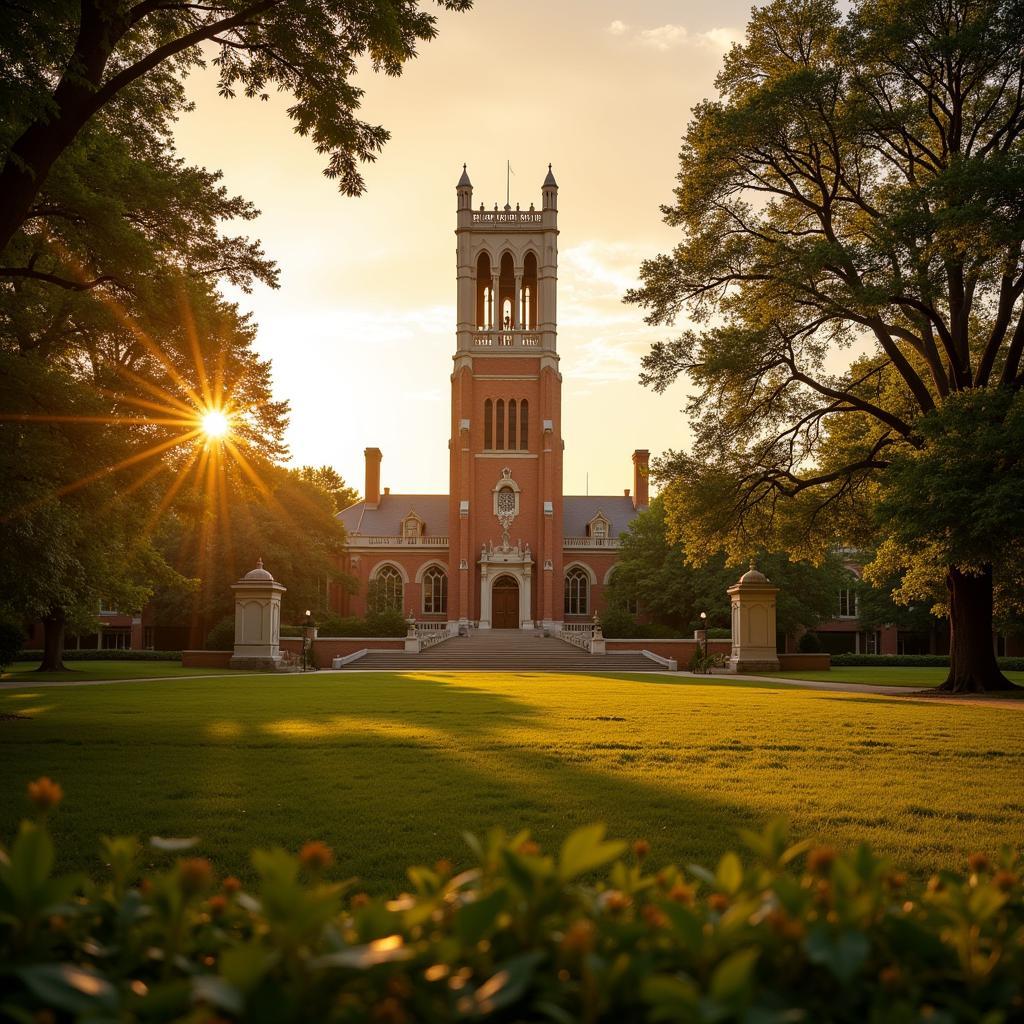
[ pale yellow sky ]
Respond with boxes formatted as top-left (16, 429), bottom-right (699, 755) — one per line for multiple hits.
top-left (173, 1), bottom-right (752, 496)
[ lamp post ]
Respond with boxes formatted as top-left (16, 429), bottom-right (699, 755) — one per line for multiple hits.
top-left (699, 611), bottom-right (708, 660)
top-left (301, 609), bottom-right (316, 671)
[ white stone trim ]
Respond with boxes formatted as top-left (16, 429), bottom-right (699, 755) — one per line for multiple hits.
top-left (413, 559), bottom-right (448, 584)
top-left (563, 560), bottom-right (598, 585)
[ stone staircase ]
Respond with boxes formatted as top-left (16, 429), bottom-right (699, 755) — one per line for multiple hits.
top-left (334, 630), bottom-right (662, 672)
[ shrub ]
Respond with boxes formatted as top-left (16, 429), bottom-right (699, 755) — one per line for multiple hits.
top-left (2, 781), bottom-right (1021, 1023)
top-left (706, 627), bottom-right (731, 639)
top-left (0, 617), bottom-right (25, 669)
top-left (14, 649), bottom-right (183, 662)
top-left (205, 616), bottom-right (235, 651)
top-left (798, 631), bottom-right (823, 653)
top-left (600, 607), bottom-right (640, 638)
top-left (688, 648), bottom-right (726, 674)
top-left (364, 608), bottom-right (410, 637)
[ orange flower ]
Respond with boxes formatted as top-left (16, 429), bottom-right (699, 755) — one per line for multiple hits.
top-left (208, 894), bottom-right (228, 916)
top-left (434, 858), bottom-right (453, 878)
top-left (560, 919), bottom-right (596, 954)
top-left (603, 890), bottom-right (632, 914)
top-left (178, 857), bottom-right (214, 895)
top-left (994, 870), bottom-right (1016, 893)
top-left (807, 846), bottom-right (838, 876)
top-left (632, 839), bottom-right (651, 862)
top-left (222, 875), bottom-right (242, 895)
top-left (27, 776), bottom-right (63, 812)
top-left (351, 892), bottom-right (371, 909)
top-left (667, 882), bottom-right (695, 906)
top-left (642, 904), bottom-right (667, 929)
top-left (517, 840), bottom-right (541, 856)
top-left (879, 965), bottom-right (902, 990)
top-left (885, 871), bottom-right (908, 892)
top-left (968, 852), bottom-right (990, 873)
top-left (299, 841), bottom-right (334, 871)
top-left (708, 892), bottom-right (730, 912)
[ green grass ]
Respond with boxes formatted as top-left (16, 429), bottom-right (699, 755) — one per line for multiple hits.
top-left (1, 660), bottom-right (236, 684)
top-left (760, 667), bottom-right (1024, 688)
top-left (1, 671), bottom-right (1022, 892)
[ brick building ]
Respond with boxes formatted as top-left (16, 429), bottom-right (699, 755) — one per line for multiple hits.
top-left (335, 166), bottom-right (648, 631)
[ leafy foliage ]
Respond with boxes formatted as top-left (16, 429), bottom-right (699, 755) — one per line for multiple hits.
top-left (607, 497), bottom-right (851, 635)
top-left (1, 783), bottom-right (1022, 1022)
top-left (627, 0), bottom-right (1024, 689)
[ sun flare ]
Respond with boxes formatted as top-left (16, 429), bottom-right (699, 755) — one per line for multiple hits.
top-left (202, 410), bottom-right (230, 439)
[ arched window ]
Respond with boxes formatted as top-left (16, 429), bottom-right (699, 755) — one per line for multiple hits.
top-left (422, 566), bottom-right (447, 614)
top-left (499, 252), bottom-right (515, 328)
top-left (496, 399), bottom-right (505, 449)
top-left (476, 252), bottom-right (492, 329)
top-left (372, 565), bottom-right (404, 612)
top-left (508, 399), bottom-right (517, 449)
top-left (519, 400), bottom-right (528, 450)
top-left (564, 567), bottom-right (589, 616)
top-left (484, 398), bottom-right (493, 449)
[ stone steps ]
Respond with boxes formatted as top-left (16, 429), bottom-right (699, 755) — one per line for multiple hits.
top-left (333, 631), bottom-right (661, 672)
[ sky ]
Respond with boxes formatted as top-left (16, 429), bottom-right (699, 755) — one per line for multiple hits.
top-left (172, 1), bottom-right (754, 498)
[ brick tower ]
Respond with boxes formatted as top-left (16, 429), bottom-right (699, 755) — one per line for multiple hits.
top-left (448, 165), bottom-right (563, 629)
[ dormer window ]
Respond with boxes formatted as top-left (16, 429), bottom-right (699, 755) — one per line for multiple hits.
top-left (400, 511), bottom-right (425, 540)
top-left (586, 512), bottom-right (611, 545)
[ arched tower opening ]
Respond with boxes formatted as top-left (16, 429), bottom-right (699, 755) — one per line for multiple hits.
top-left (522, 251), bottom-right (538, 329)
top-left (476, 251), bottom-right (492, 329)
top-left (499, 252), bottom-right (515, 330)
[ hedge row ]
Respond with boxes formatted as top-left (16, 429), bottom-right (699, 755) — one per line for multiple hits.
top-left (15, 649), bottom-right (183, 662)
top-left (1, 780), bottom-right (1021, 1023)
top-left (831, 653), bottom-right (1024, 670)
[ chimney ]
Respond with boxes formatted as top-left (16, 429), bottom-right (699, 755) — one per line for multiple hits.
top-left (383, 487), bottom-right (390, 496)
top-left (632, 450), bottom-right (650, 510)
top-left (364, 447), bottom-right (382, 508)
top-left (623, 488), bottom-right (630, 498)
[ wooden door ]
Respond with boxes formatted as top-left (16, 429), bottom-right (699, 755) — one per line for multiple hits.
top-left (492, 577), bottom-right (519, 629)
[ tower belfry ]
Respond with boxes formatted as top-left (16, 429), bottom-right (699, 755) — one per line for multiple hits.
top-left (448, 165), bottom-right (563, 628)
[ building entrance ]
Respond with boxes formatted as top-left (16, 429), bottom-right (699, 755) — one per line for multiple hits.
top-left (491, 576), bottom-right (520, 629)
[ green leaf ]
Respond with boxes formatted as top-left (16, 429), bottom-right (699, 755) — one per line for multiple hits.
top-left (558, 824), bottom-right (627, 881)
top-left (716, 851), bottom-right (743, 894)
top-left (804, 926), bottom-right (869, 984)
top-left (455, 887), bottom-right (507, 945)
top-left (219, 944), bottom-right (271, 992)
top-left (311, 936), bottom-right (414, 970)
top-left (464, 951), bottom-right (544, 1016)
top-left (16, 964), bottom-right (118, 1016)
top-left (10, 820), bottom-right (54, 899)
top-left (641, 974), bottom-right (699, 1020)
top-left (192, 975), bottom-right (243, 1015)
top-left (710, 946), bottom-right (760, 1002)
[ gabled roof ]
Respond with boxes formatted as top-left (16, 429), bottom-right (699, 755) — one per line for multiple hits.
top-left (337, 494), bottom-right (450, 537)
top-left (562, 496), bottom-right (639, 537)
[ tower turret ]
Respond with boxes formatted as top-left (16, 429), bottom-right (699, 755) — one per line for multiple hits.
top-left (542, 164), bottom-right (558, 212)
top-left (456, 163), bottom-right (473, 211)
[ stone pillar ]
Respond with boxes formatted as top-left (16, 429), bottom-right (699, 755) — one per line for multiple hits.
top-left (727, 563), bottom-right (780, 673)
top-left (230, 559), bottom-right (287, 670)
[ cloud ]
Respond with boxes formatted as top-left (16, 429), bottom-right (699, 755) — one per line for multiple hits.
top-left (609, 21), bottom-right (742, 53)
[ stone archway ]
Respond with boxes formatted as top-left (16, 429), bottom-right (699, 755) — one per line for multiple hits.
top-left (491, 575), bottom-right (520, 629)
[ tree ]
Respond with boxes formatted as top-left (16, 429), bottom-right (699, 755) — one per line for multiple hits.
top-left (0, 0), bottom-right (471, 262)
top-left (0, 353), bottom-right (190, 670)
top-left (628, 0), bottom-right (1024, 691)
top-left (606, 497), bottom-right (849, 637)
top-left (293, 465), bottom-right (359, 513)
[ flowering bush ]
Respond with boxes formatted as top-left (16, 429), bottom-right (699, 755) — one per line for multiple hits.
top-left (1, 779), bottom-right (1021, 1022)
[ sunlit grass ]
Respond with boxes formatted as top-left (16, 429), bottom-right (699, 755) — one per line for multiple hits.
top-left (1, 671), bottom-right (1021, 891)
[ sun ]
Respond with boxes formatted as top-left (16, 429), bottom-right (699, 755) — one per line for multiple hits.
top-left (201, 409), bottom-right (230, 439)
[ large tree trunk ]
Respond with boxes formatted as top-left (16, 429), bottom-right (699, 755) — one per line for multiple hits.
top-left (39, 609), bottom-right (68, 672)
top-left (937, 566), bottom-right (1014, 693)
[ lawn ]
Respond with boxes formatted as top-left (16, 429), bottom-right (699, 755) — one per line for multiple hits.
top-left (758, 666), bottom-right (1024, 688)
top-left (2, 660), bottom-right (237, 684)
top-left (1, 671), bottom-right (1021, 893)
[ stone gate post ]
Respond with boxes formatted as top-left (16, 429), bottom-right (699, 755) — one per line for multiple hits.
top-left (230, 559), bottom-right (287, 670)
top-left (727, 563), bottom-right (780, 673)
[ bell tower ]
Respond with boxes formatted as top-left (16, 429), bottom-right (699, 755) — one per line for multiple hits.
top-left (448, 164), bottom-right (563, 629)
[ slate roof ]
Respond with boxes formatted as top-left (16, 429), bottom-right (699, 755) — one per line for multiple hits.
top-left (337, 493), bottom-right (640, 539)
top-left (562, 496), bottom-right (639, 538)
top-left (337, 494), bottom-right (450, 537)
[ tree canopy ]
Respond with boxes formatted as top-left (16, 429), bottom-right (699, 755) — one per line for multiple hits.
top-left (628, 0), bottom-right (1024, 691)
